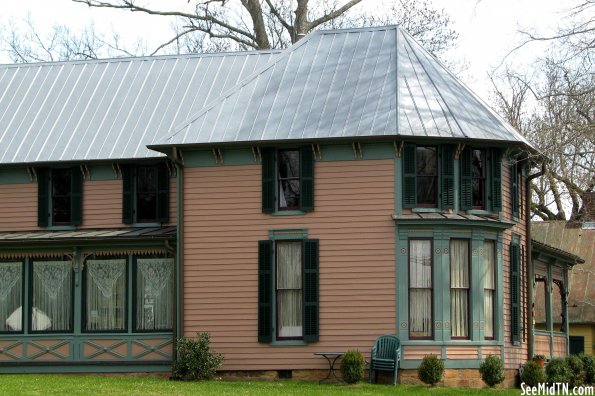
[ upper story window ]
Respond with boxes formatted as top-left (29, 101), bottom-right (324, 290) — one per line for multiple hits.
top-left (37, 167), bottom-right (83, 227)
top-left (471, 149), bottom-right (486, 209)
top-left (278, 150), bottom-right (301, 210)
top-left (261, 147), bottom-right (314, 213)
top-left (416, 146), bottom-right (438, 207)
top-left (403, 144), bottom-right (454, 210)
top-left (122, 163), bottom-right (169, 225)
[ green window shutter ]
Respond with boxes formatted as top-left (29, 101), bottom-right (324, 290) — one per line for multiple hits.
top-left (122, 165), bottom-right (134, 224)
top-left (258, 240), bottom-right (273, 343)
top-left (511, 162), bottom-right (519, 218)
top-left (510, 242), bottom-right (521, 344)
top-left (156, 163), bottom-right (169, 223)
top-left (440, 145), bottom-right (454, 209)
top-left (460, 148), bottom-right (472, 210)
top-left (37, 168), bottom-right (49, 227)
top-left (300, 146), bottom-right (314, 212)
top-left (402, 144), bottom-right (417, 208)
top-left (261, 148), bottom-right (275, 213)
top-left (303, 239), bottom-right (319, 342)
top-left (70, 166), bottom-right (83, 226)
top-left (491, 148), bottom-right (502, 211)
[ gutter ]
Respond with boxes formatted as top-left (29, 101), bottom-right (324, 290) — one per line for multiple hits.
top-left (173, 159), bottom-right (184, 367)
top-left (526, 160), bottom-right (546, 360)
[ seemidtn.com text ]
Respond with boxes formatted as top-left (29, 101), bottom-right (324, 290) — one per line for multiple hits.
top-left (521, 383), bottom-right (595, 395)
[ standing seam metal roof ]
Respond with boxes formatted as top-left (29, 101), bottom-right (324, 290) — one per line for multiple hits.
top-left (0, 51), bottom-right (279, 165)
top-left (156, 26), bottom-right (532, 148)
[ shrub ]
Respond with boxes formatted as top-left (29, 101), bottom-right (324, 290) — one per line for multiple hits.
top-left (479, 355), bottom-right (505, 387)
top-left (566, 355), bottom-right (586, 387)
top-left (580, 354), bottom-right (595, 384)
top-left (340, 349), bottom-right (365, 384)
top-left (172, 332), bottom-right (223, 380)
top-left (418, 355), bottom-right (444, 386)
top-left (546, 358), bottom-right (571, 384)
top-left (521, 360), bottom-right (547, 387)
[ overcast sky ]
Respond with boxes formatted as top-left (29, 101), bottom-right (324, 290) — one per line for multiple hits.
top-left (0, 0), bottom-right (577, 102)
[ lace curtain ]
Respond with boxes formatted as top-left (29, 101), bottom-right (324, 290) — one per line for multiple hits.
top-left (450, 240), bottom-right (469, 338)
top-left (483, 241), bottom-right (495, 338)
top-left (276, 241), bottom-right (302, 338)
top-left (0, 262), bottom-right (22, 332)
top-left (136, 258), bottom-right (174, 330)
top-left (86, 259), bottom-right (126, 331)
top-left (32, 261), bottom-right (72, 331)
top-left (409, 240), bottom-right (432, 337)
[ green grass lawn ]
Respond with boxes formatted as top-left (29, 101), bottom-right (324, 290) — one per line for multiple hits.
top-left (0, 375), bottom-right (521, 395)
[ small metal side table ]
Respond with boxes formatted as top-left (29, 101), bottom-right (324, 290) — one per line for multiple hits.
top-left (314, 352), bottom-right (345, 383)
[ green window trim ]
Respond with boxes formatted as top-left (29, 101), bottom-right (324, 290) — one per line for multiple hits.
top-left (122, 163), bottom-right (169, 225)
top-left (257, 237), bottom-right (319, 344)
top-left (37, 167), bottom-right (83, 227)
top-left (261, 147), bottom-right (314, 214)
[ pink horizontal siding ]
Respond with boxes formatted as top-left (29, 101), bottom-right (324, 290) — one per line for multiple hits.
top-left (0, 183), bottom-right (38, 231)
top-left (182, 160), bottom-right (396, 371)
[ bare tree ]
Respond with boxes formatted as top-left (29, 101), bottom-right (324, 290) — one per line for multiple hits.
top-left (1, 16), bottom-right (145, 62)
top-left (71, 0), bottom-right (458, 56)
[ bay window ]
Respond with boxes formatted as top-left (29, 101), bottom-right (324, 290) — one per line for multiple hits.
top-left (409, 239), bottom-right (433, 339)
top-left (450, 239), bottom-right (470, 339)
top-left (31, 260), bottom-right (73, 332)
top-left (135, 257), bottom-right (174, 331)
top-left (484, 241), bottom-right (496, 339)
top-left (85, 258), bottom-right (127, 331)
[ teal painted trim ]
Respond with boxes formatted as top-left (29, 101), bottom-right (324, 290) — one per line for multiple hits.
top-left (46, 225), bottom-right (77, 231)
top-left (0, 168), bottom-right (31, 184)
top-left (270, 340), bottom-right (308, 346)
top-left (317, 144), bottom-right (353, 161)
top-left (395, 218), bottom-right (514, 230)
top-left (175, 162), bottom-right (183, 345)
top-left (74, 248), bottom-right (82, 334)
top-left (0, 364), bottom-right (171, 374)
top-left (471, 238), bottom-right (481, 341)
top-left (394, 157), bottom-right (402, 215)
top-left (466, 209), bottom-right (495, 216)
top-left (401, 340), bottom-right (503, 346)
top-left (0, 240), bottom-right (172, 252)
top-left (437, 234), bottom-right (449, 342)
top-left (396, 231), bottom-right (408, 342)
top-left (268, 229), bottom-right (308, 240)
top-left (272, 210), bottom-right (305, 217)
top-left (88, 164), bottom-right (117, 180)
top-left (496, 239), bottom-right (504, 341)
top-left (183, 148), bottom-right (256, 167)
top-left (412, 208), bottom-right (442, 213)
top-left (360, 142), bottom-right (395, 159)
top-left (130, 222), bottom-right (162, 228)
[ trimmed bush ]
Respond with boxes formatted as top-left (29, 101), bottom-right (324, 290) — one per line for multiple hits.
top-left (418, 355), bottom-right (444, 386)
top-left (172, 332), bottom-right (223, 380)
top-left (521, 360), bottom-right (547, 387)
top-left (546, 358), bottom-right (571, 384)
top-left (566, 354), bottom-right (586, 387)
top-left (580, 354), bottom-right (595, 385)
top-left (340, 349), bottom-right (365, 384)
top-left (479, 355), bottom-right (505, 387)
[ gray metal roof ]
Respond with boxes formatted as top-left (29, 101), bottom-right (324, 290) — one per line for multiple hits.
top-left (157, 26), bottom-right (531, 148)
top-left (0, 51), bottom-right (278, 165)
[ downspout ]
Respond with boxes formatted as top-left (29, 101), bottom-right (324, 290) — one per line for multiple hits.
top-left (526, 160), bottom-right (546, 360)
top-left (170, 147), bottom-right (185, 367)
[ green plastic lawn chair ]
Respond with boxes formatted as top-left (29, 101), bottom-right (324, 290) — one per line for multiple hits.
top-left (369, 334), bottom-right (401, 385)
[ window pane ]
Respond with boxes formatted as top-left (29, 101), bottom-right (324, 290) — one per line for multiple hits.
top-left (276, 241), bottom-right (303, 339)
top-left (417, 176), bottom-right (437, 205)
top-left (278, 151), bottom-right (299, 178)
top-left (409, 239), bottom-right (432, 338)
top-left (416, 146), bottom-right (437, 176)
top-left (409, 289), bottom-right (432, 337)
top-left (484, 240), bottom-right (495, 339)
top-left (52, 169), bottom-right (71, 224)
top-left (279, 180), bottom-right (300, 209)
top-left (136, 166), bottom-right (158, 222)
top-left (86, 259), bottom-right (126, 331)
top-left (484, 291), bottom-right (494, 338)
top-left (0, 262), bottom-right (23, 332)
top-left (416, 147), bottom-right (437, 206)
top-left (472, 149), bottom-right (484, 207)
top-left (450, 239), bottom-right (469, 338)
top-left (136, 258), bottom-right (174, 330)
top-left (32, 261), bottom-right (72, 332)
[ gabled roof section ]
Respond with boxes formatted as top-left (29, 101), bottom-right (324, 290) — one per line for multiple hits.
top-left (0, 51), bottom-right (278, 165)
top-left (156, 26), bottom-right (531, 148)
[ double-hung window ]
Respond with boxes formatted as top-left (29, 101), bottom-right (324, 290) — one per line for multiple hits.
top-left (409, 239), bottom-right (433, 339)
top-left (261, 147), bottom-right (314, 213)
top-left (37, 167), bottom-right (83, 227)
top-left (122, 163), bottom-right (169, 224)
top-left (85, 258), bottom-right (127, 332)
top-left (460, 148), bottom-right (502, 211)
top-left (450, 239), bottom-right (470, 339)
top-left (258, 238), bottom-right (319, 343)
top-left (403, 144), bottom-right (454, 209)
top-left (31, 260), bottom-right (73, 332)
top-left (483, 241), bottom-right (496, 339)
